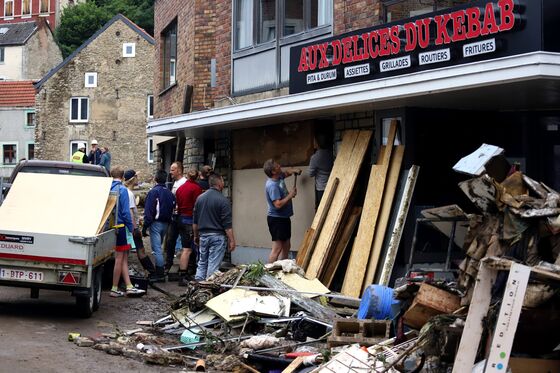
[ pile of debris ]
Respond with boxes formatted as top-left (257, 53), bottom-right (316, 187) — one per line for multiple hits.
top-left (70, 142), bottom-right (560, 372)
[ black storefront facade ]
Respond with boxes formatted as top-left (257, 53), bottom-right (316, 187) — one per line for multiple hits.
top-left (147, 0), bottom-right (560, 273)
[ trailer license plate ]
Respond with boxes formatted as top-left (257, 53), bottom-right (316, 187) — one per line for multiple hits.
top-left (0, 268), bottom-right (44, 282)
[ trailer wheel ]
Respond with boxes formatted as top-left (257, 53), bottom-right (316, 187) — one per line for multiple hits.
top-left (76, 291), bottom-right (94, 318)
top-left (93, 268), bottom-right (103, 311)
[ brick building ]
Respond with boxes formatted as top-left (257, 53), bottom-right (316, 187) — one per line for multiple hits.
top-left (0, 0), bottom-right (84, 27)
top-left (35, 14), bottom-right (156, 180)
top-left (149, 0), bottom-right (560, 266)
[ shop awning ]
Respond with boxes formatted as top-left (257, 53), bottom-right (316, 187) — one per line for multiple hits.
top-left (147, 52), bottom-right (560, 138)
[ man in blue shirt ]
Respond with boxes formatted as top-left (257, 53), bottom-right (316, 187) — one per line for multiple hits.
top-left (263, 159), bottom-right (301, 263)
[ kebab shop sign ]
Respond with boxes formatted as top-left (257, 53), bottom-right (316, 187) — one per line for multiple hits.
top-left (297, 0), bottom-right (516, 85)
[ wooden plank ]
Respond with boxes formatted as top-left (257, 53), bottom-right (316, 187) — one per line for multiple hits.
top-left (305, 130), bottom-right (372, 280)
top-left (362, 145), bottom-right (404, 293)
top-left (452, 262), bottom-right (497, 373)
top-left (96, 195), bottom-right (117, 234)
top-left (377, 166), bottom-right (419, 286)
top-left (321, 206), bottom-right (362, 288)
top-left (296, 228), bottom-right (314, 267)
top-left (282, 356), bottom-right (304, 373)
top-left (297, 178), bottom-right (340, 270)
top-left (311, 131), bottom-right (359, 230)
top-left (341, 122), bottom-right (397, 297)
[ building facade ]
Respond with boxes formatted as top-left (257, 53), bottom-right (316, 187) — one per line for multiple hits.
top-left (0, 20), bottom-right (62, 81)
top-left (0, 0), bottom-right (83, 27)
top-left (35, 14), bottom-right (156, 180)
top-left (150, 0), bottom-right (560, 266)
top-left (0, 80), bottom-right (36, 177)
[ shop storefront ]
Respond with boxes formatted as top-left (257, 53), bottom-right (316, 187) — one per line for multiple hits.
top-left (147, 0), bottom-right (560, 269)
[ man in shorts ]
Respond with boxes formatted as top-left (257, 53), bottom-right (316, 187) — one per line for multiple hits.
top-left (263, 159), bottom-right (301, 263)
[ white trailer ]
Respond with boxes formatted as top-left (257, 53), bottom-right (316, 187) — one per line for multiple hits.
top-left (0, 172), bottom-right (117, 317)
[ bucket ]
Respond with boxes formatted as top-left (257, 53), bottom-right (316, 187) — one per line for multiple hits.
top-left (358, 285), bottom-right (399, 320)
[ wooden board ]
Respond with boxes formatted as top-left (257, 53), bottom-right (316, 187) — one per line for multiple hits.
top-left (96, 195), bottom-right (117, 234)
top-left (297, 177), bottom-right (339, 270)
top-left (0, 173), bottom-right (113, 237)
top-left (296, 228), bottom-right (315, 267)
top-left (341, 122), bottom-right (397, 297)
top-left (305, 130), bottom-right (372, 279)
top-left (362, 145), bottom-right (404, 293)
top-left (377, 165), bottom-right (419, 286)
top-left (322, 206), bottom-right (362, 288)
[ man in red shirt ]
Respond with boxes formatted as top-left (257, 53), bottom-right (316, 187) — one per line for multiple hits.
top-left (174, 168), bottom-right (203, 285)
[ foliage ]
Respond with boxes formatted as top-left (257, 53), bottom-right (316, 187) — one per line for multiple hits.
top-left (56, 0), bottom-right (154, 58)
top-left (244, 261), bottom-right (266, 283)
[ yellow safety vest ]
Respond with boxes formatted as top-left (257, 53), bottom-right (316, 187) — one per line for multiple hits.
top-left (71, 150), bottom-right (85, 163)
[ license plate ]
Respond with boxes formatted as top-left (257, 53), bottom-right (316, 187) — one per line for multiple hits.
top-left (0, 268), bottom-right (44, 282)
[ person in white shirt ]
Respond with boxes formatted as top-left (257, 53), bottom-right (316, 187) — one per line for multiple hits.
top-left (165, 161), bottom-right (187, 274)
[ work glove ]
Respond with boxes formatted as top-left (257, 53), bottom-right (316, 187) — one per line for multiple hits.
top-left (142, 225), bottom-right (149, 237)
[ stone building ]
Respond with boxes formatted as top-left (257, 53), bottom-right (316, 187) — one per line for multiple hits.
top-left (149, 0), bottom-right (560, 265)
top-left (0, 80), bottom-right (36, 178)
top-left (35, 14), bottom-right (155, 180)
top-left (0, 20), bottom-right (62, 81)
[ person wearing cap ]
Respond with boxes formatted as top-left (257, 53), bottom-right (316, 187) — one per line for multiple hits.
top-left (88, 139), bottom-right (102, 165)
top-left (71, 143), bottom-right (89, 163)
top-left (109, 166), bottom-right (145, 297)
top-left (124, 169), bottom-right (157, 279)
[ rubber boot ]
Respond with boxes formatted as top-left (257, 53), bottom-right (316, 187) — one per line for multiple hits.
top-left (139, 256), bottom-right (156, 275)
top-left (150, 266), bottom-right (166, 283)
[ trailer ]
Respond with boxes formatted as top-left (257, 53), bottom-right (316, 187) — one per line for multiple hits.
top-left (0, 172), bottom-right (117, 317)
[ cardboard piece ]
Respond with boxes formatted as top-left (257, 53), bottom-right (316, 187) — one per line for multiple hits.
top-left (453, 143), bottom-right (504, 176)
top-left (230, 295), bottom-right (290, 317)
top-left (0, 173), bottom-right (113, 237)
top-left (171, 307), bottom-right (217, 329)
top-left (205, 288), bottom-right (258, 322)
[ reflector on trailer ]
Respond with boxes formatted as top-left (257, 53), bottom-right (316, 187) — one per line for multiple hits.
top-left (58, 271), bottom-right (80, 284)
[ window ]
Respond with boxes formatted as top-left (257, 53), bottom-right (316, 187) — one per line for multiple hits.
top-left (383, 0), bottom-right (475, 22)
top-left (147, 95), bottom-right (154, 118)
top-left (123, 43), bottom-right (135, 57)
top-left (147, 137), bottom-right (154, 163)
top-left (22, 0), bottom-right (31, 17)
top-left (84, 72), bottom-right (97, 88)
top-left (4, 0), bottom-right (14, 18)
top-left (25, 110), bottom-right (35, 127)
top-left (26, 142), bottom-right (34, 160)
top-left (161, 20), bottom-right (177, 89)
top-left (39, 0), bottom-right (48, 14)
top-left (2, 143), bottom-right (17, 165)
top-left (234, 0), bottom-right (332, 50)
top-left (69, 97), bottom-right (89, 123)
top-left (0, 47), bottom-right (4, 63)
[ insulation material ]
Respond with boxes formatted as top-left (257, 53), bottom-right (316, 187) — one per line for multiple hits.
top-left (452, 143), bottom-right (504, 176)
top-left (0, 173), bottom-right (113, 237)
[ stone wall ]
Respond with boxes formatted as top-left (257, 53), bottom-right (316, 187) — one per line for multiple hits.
top-left (35, 18), bottom-right (156, 181)
top-left (24, 20), bottom-right (62, 81)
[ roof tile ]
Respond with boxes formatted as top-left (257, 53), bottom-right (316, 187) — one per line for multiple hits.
top-left (0, 81), bottom-right (36, 107)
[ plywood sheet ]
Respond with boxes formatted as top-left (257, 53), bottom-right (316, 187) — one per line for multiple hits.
top-left (0, 173), bottom-right (112, 237)
top-left (362, 145), bottom-right (405, 292)
top-left (341, 123), bottom-right (397, 297)
top-left (232, 123), bottom-right (314, 170)
top-left (276, 272), bottom-right (330, 298)
top-left (305, 130), bottom-right (372, 279)
top-left (321, 206), bottom-right (362, 288)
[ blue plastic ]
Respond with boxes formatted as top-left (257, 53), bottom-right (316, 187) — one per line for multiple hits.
top-left (358, 285), bottom-right (399, 320)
